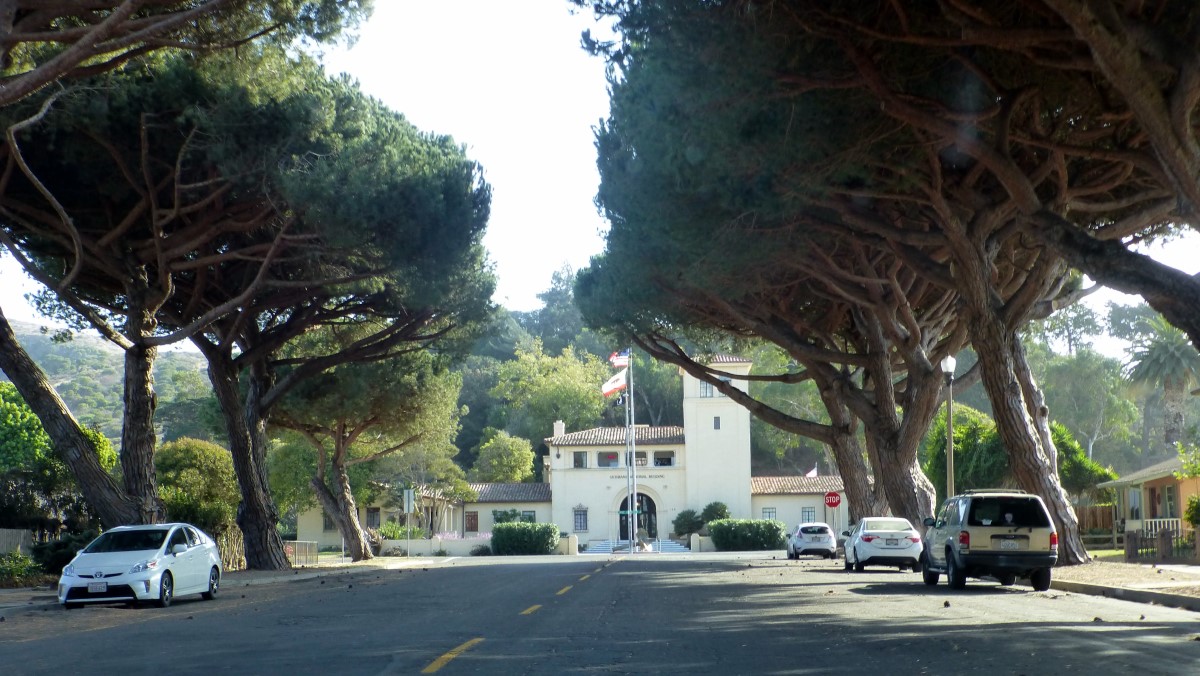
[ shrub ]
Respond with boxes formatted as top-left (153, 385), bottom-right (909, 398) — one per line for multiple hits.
top-left (700, 502), bottom-right (730, 523)
top-left (470, 544), bottom-right (492, 556)
top-left (31, 530), bottom-right (97, 575)
top-left (1185, 494), bottom-right (1200, 528)
top-left (379, 522), bottom-right (424, 540)
top-left (673, 509), bottom-right (704, 537)
top-left (490, 522), bottom-right (560, 555)
top-left (381, 546), bottom-right (406, 557)
top-left (0, 551), bottom-right (42, 587)
top-left (707, 519), bottom-right (786, 551)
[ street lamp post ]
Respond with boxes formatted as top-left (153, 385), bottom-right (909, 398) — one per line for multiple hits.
top-left (940, 355), bottom-right (957, 499)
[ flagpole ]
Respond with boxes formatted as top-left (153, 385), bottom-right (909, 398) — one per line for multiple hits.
top-left (628, 346), bottom-right (638, 552)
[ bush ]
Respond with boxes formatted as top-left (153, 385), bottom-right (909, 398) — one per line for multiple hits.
top-left (1185, 495), bottom-right (1200, 528)
top-left (673, 509), bottom-right (704, 537)
top-left (31, 530), bottom-right (97, 575)
top-left (707, 519), bottom-right (786, 551)
top-left (490, 522), bottom-right (560, 555)
top-left (0, 551), bottom-right (42, 586)
top-left (379, 521), bottom-right (424, 540)
top-left (700, 502), bottom-right (730, 523)
top-left (470, 544), bottom-right (492, 556)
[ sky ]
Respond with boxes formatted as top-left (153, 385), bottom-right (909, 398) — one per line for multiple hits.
top-left (0, 1), bottom-right (1197, 358)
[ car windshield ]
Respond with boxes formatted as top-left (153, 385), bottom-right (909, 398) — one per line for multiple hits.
top-left (863, 519), bottom-right (912, 532)
top-left (83, 529), bottom-right (169, 553)
top-left (800, 526), bottom-right (829, 535)
top-left (968, 498), bottom-right (1050, 528)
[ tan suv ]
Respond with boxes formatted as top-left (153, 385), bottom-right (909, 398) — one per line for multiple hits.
top-left (921, 489), bottom-right (1058, 591)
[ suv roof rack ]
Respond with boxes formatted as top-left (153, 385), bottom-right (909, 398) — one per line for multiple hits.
top-left (960, 488), bottom-right (1028, 494)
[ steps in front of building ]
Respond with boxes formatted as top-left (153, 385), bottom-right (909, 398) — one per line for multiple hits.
top-left (583, 539), bottom-right (690, 554)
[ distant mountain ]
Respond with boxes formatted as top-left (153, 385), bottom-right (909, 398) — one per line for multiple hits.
top-left (2, 319), bottom-right (208, 442)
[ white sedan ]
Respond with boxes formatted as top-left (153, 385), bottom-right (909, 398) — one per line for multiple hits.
top-left (842, 517), bottom-right (923, 572)
top-left (786, 522), bottom-right (838, 559)
top-left (58, 523), bottom-right (223, 609)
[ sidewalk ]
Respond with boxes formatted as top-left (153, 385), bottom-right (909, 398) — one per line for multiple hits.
top-left (0, 555), bottom-right (437, 619)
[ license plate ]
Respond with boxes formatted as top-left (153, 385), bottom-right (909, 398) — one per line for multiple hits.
top-left (88, 581), bottom-right (107, 593)
top-left (885, 538), bottom-right (898, 546)
top-left (1000, 539), bottom-right (1018, 550)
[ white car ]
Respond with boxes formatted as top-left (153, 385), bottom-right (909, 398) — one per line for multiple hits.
top-left (842, 517), bottom-right (923, 572)
top-left (786, 522), bottom-right (837, 559)
top-left (58, 523), bottom-right (223, 609)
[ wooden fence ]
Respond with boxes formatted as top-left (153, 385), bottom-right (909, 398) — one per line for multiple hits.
top-left (0, 528), bottom-right (33, 555)
top-left (1075, 505), bottom-right (1114, 532)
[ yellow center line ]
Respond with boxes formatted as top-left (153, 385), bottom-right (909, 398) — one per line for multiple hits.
top-left (422, 637), bottom-right (484, 674)
top-left (579, 574), bottom-right (591, 581)
top-left (556, 585), bottom-right (573, 595)
top-left (593, 568), bottom-right (603, 573)
top-left (520, 604), bottom-right (542, 615)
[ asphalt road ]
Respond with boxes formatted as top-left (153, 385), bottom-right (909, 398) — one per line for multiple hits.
top-left (2, 553), bottom-right (1198, 675)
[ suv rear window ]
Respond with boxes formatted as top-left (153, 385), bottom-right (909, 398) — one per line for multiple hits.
top-left (967, 498), bottom-right (1050, 528)
top-left (800, 526), bottom-right (829, 535)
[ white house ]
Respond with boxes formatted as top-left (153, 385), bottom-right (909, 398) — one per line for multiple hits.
top-left (297, 355), bottom-right (850, 551)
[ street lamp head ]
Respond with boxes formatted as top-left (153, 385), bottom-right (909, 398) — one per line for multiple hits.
top-left (940, 354), bottom-right (957, 375)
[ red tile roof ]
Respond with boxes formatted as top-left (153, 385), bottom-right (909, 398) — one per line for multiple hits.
top-left (468, 482), bottom-right (552, 503)
top-left (545, 426), bottom-right (685, 447)
top-left (751, 475), bottom-right (846, 495)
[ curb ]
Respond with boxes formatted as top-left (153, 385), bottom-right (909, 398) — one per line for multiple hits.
top-left (1052, 579), bottom-right (1200, 613)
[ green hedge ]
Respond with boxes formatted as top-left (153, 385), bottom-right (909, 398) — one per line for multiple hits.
top-left (707, 519), bottom-right (786, 551)
top-left (490, 522), bottom-right (560, 555)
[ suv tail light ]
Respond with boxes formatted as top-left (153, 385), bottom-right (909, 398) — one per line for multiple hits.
top-left (958, 530), bottom-right (970, 553)
top-left (1050, 532), bottom-right (1058, 550)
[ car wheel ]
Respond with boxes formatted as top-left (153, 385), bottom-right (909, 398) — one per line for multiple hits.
top-left (844, 555), bottom-right (853, 572)
top-left (911, 558), bottom-right (923, 574)
top-left (1030, 568), bottom-right (1052, 592)
top-left (202, 566), bottom-right (220, 600)
top-left (946, 551), bottom-right (966, 589)
top-left (853, 550), bottom-right (865, 572)
top-left (157, 572), bottom-right (174, 608)
top-left (997, 573), bottom-right (1016, 586)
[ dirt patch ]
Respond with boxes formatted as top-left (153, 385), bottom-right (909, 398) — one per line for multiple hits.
top-left (1054, 560), bottom-right (1200, 596)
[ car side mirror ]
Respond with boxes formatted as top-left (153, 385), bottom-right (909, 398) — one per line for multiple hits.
top-left (923, 517), bottom-right (935, 527)
top-left (841, 531), bottom-right (850, 537)
top-left (172, 544), bottom-right (187, 555)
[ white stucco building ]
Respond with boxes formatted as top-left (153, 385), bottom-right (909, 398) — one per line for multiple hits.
top-left (297, 355), bottom-right (850, 550)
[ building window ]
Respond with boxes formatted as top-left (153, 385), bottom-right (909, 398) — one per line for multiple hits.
top-left (521, 510), bottom-right (536, 523)
top-left (653, 451), bottom-right (675, 467)
top-left (598, 452), bottom-right (619, 468)
top-left (465, 511), bottom-right (479, 533)
top-left (322, 511), bottom-right (336, 531)
top-left (801, 507), bottom-right (816, 523)
top-left (1128, 489), bottom-right (1141, 520)
top-left (573, 451), bottom-right (588, 468)
top-left (365, 507), bottom-right (381, 529)
top-left (700, 380), bottom-right (715, 398)
top-left (635, 451), bottom-right (648, 466)
top-left (574, 508), bottom-right (588, 532)
top-left (762, 507), bottom-right (777, 520)
top-left (714, 416), bottom-right (721, 430)
top-left (1166, 485), bottom-right (1177, 518)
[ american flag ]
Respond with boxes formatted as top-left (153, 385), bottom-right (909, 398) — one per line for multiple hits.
top-left (608, 349), bottom-right (631, 368)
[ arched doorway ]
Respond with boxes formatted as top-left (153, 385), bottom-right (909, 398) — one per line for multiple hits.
top-left (619, 493), bottom-right (658, 540)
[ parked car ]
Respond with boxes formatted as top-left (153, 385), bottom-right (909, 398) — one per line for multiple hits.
top-left (842, 517), bottom-right (923, 572)
top-left (921, 489), bottom-right (1057, 591)
top-left (786, 522), bottom-right (837, 559)
top-left (58, 523), bottom-right (223, 609)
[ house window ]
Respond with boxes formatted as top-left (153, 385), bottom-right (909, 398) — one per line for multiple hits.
top-left (465, 511), bottom-right (479, 533)
top-left (1165, 485), bottom-right (1177, 518)
top-left (365, 507), bottom-right (381, 529)
top-left (714, 416), bottom-right (721, 430)
top-left (573, 451), bottom-right (588, 468)
top-left (598, 452), bottom-right (619, 468)
top-left (322, 511), bottom-right (336, 531)
top-left (762, 507), bottom-right (777, 520)
top-left (801, 507), bottom-right (816, 523)
top-left (635, 451), bottom-right (648, 466)
top-left (1128, 489), bottom-right (1141, 520)
top-left (574, 508), bottom-right (588, 532)
top-left (700, 380), bottom-right (715, 398)
top-left (521, 510), bottom-right (536, 523)
top-left (653, 451), bottom-right (675, 467)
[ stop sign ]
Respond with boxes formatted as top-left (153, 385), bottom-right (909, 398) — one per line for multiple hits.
top-left (824, 491), bottom-right (842, 508)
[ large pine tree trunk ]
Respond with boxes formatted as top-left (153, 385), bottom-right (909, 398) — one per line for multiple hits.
top-left (311, 465), bottom-right (373, 562)
top-left (816, 386), bottom-right (888, 519)
top-left (119, 292), bottom-right (165, 523)
top-left (202, 346), bottom-right (289, 570)
top-left (969, 310), bottom-right (1089, 565)
top-left (0, 309), bottom-right (140, 527)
